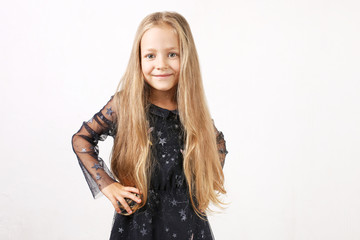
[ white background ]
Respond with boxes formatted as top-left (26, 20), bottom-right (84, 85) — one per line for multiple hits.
top-left (1, 0), bottom-right (360, 239)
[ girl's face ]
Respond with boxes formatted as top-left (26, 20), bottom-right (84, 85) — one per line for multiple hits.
top-left (140, 24), bottom-right (180, 96)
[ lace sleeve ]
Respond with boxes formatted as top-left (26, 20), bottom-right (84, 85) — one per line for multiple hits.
top-left (212, 119), bottom-right (229, 169)
top-left (71, 95), bottom-right (118, 199)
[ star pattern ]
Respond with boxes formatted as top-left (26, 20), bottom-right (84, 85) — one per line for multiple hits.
top-left (95, 173), bottom-right (101, 180)
top-left (159, 137), bottom-right (167, 146)
top-left (175, 175), bottom-right (183, 187)
top-left (201, 230), bottom-right (205, 238)
top-left (106, 107), bottom-right (113, 116)
top-left (179, 209), bottom-right (187, 221)
top-left (91, 163), bottom-right (102, 170)
top-left (118, 228), bottom-right (124, 233)
top-left (170, 199), bottom-right (177, 206)
top-left (179, 209), bottom-right (185, 216)
top-left (140, 227), bottom-right (147, 236)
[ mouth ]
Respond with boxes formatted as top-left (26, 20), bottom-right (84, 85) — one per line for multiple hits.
top-left (152, 74), bottom-right (173, 78)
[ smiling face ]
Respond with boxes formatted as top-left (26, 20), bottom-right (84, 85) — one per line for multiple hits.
top-left (140, 24), bottom-right (180, 98)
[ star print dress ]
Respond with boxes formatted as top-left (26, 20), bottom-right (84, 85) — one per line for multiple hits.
top-left (71, 95), bottom-right (228, 240)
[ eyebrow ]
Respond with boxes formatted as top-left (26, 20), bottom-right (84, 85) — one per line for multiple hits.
top-left (144, 47), bottom-right (179, 52)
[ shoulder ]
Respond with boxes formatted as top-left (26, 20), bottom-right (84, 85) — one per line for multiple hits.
top-left (211, 118), bottom-right (227, 143)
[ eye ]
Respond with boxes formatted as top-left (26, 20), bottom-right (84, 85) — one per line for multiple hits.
top-left (168, 52), bottom-right (178, 58)
top-left (145, 54), bottom-right (155, 59)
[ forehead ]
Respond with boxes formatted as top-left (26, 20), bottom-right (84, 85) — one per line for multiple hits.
top-left (140, 24), bottom-right (179, 51)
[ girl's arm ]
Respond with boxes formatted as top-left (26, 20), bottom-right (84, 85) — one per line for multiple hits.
top-left (71, 95), bottom-right (118, 199)
top-left (212, 119), bottom-right (229, 169)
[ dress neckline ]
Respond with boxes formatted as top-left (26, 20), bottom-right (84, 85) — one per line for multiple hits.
top-left (151, 103), bottom-right (177, 111)
top-left (149, 103), bottom-right (179, 118)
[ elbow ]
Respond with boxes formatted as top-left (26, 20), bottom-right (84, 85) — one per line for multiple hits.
top-left (71, 133), bottom-right (78, 152)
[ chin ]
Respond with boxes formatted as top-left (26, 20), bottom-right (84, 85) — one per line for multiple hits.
top-left (153, 86), bottom-right (176, 92)
top-left (148, 82), bottom-right (177, 92)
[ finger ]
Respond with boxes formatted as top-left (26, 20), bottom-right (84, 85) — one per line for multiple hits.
top-left (110, 198), bottom-right (122, 214)
top-left (123, 192), bottom-right (142, 203)
top-left (117, 197), bottom-right (132, 214)
top-left (123, 187), bottom-right (140, 194)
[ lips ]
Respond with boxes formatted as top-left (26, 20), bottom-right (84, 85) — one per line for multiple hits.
top-left (153, 74), bottom-right (173, 77)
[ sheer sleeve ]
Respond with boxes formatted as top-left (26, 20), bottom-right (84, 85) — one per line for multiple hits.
top-left (212, 119), bottom-right (229, 169)
top-left (71, 95), bottom-right (118, 199)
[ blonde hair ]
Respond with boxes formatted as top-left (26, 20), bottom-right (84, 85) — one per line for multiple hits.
top-left (110, 11), bottom-right (226, 218)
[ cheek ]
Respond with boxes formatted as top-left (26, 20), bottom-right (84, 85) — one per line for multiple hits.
top-left (172, 60), bottom-right (181, 75)
top-left (141, 61), bottom-right (151, 76)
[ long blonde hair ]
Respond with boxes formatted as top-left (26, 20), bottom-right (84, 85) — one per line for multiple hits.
top-left (110, 11), bottom-right (226, 218)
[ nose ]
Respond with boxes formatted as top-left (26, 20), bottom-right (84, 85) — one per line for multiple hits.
top-left (155, 55), bottom-right (168, 70)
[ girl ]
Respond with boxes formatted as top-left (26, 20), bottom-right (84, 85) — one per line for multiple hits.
top-left (71, 11), bottom-right (228, 240)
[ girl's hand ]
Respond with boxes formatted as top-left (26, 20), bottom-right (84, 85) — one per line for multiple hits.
top-left (101, 182), bottom-right (142, 215)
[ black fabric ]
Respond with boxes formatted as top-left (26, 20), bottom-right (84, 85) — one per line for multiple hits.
top-left (71, 95), bottom-right (228, 239)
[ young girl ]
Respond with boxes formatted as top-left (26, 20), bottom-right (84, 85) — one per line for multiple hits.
top-left (71, 11), bottom-right (228, 240)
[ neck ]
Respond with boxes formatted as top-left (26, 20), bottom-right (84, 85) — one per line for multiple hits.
top-left (149, 87), bottom-right (177, 110)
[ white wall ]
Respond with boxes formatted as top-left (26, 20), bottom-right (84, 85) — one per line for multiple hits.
top-left (1, 0), bottom-right (359, 239)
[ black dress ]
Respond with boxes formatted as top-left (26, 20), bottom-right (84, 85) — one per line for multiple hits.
top-left (71, 95), bottom-right (228, 240)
